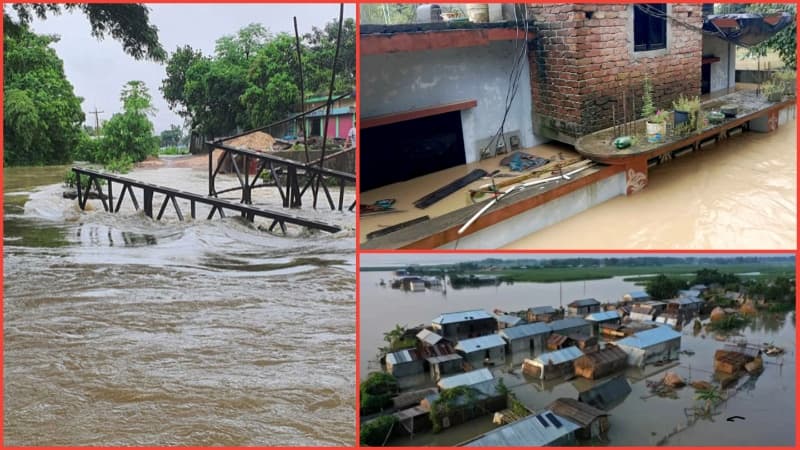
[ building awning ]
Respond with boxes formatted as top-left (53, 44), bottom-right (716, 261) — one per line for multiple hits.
top-left (703, 13), bottom-right (794, 47)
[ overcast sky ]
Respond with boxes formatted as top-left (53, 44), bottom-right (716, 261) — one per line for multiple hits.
top-left (25, 4), bottom-right (355, 133)
top-left (360, 253), bottom-right (795, 267)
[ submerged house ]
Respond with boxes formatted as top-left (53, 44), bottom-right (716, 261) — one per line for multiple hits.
top-left (386, 348), bottom-right (425, 377)
top-left (626, 291), bottom-right (651, 303)
top-left (573, 345), bottom-right (628, 380)
top-left (500, 322), bottom-right (551, 356)
top-left (549, 317), bottom-right (592, 337)
top-left (527, 305), bottom-right (562, 323)
top-left (614, 326), bottom-right (682, 368)
top-left (462, 410), bottom-right (580, 446)
top-left (522, 346), bottom-right (584, 380)
top-left (578, 375), bottom-right (632, 410)
top-left (494, 313), bottom-right (524, 330)
top-left (432, 310), bottom-right (497, 341)
top-left (567, 298), bottom-right (601, 316)
top-left (585, 310), bottom-right (622, 336)
top-left (547, 398), bottom-right (610, 440)
top-left (429, 369), bottom-right (506, 430)
top-left (455, 334), bottom-right (507, 368)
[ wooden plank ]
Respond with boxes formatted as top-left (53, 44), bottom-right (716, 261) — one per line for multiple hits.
top-left (361, 100), bottom-right (477, 129)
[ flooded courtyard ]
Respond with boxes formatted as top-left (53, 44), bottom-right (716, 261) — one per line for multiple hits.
top-left (360, 270), bottom-right (796, 446)
top-left (4, 161), bottom-right (356, 445)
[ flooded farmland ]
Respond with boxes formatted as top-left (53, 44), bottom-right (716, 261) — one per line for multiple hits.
top-left (360, 270), bottom-right (795, 446)
top-left (4, 161), bottom-right (356, 446)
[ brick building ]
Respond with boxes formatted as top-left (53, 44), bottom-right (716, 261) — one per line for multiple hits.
top-left (528, 3), bottom-right (703, 143)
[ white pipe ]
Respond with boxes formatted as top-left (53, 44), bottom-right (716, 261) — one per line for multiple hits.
top-left (457, 163), bottom-right (595, 235)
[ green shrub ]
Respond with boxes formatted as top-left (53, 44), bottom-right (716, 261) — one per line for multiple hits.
top-left (104, 154), bottom-right (134, 174)
top-left (360, 415), bottom-right (397, 446)
top-left (360, 372), bottom-right (398, 414)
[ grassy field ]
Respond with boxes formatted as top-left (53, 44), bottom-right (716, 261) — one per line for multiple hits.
top-left (361, 263), bottom-right (794, 283)
top-left (472, 264), bottom-right (792, 283)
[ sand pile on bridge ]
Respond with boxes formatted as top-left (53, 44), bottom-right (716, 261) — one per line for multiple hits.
top-left (224, 131), bottom-right (275, 152)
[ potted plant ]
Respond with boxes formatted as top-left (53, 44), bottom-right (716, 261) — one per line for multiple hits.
top-left (672, 94), bottom-right (701, 130)
top-left (761, 81), bottom-right (784, 102)
top-left (641, 76), bottom-right (666, 143)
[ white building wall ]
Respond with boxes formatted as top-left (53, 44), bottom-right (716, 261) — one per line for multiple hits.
top-left (361, 40), bottom-right (544, 164)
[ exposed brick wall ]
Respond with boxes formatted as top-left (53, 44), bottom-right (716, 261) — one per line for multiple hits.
top-left (528, 3), bottom-right (703, 143)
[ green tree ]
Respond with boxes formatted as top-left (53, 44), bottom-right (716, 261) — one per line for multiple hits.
top-left (360, 416), bottom-right (397, 446)
top-left (646, 274), bottom-right (687, 300)
top-left (214, 23), bottom-right (271, 65)
top-left (241, 33), bottom-right (301, 128)
top-left (102, 80), bottom-right (158, 164)
top-left (360, 372), bottom-right (398, 415)
top-left (743, 4), bottom-right (796, 69)
top-left (303, 17), bottom-right (356, 95)
top-left (160, 124), bottom-right (184, 147)
top-left (3, 25), bottom-right (84, 165)
top-left (160, 45), bottom-right (204, 121)
top-left (6, 4), bottom-right (165, 61)
top-left (182, 58), bottom-right (249, 137)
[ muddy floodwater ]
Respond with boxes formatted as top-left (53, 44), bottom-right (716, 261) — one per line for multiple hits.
top-left (4, 160), bottom-right (356, 446)
top-left (360, 271), bottom-right (796, 446)
top-left (505, 119), bottom-right (796, 249)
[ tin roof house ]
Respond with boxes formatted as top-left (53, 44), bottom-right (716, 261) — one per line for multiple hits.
top-left (614, 325), bottom-right (682, 368)
top-left (522, 346), bottom-right (584, 380)
top-left (527, 305), bottom-right (563, 323)
top-left (455, 334), bottom-right (507, 368)
top-left (432, 309), bottom-right (497, 341)
top-left (461, 410), bottom-right (580, 446)
top-left (500, 322), bottom-right (552, 360)
top-left (386, 348), bottom-right (425, 378)
top-left (567, 298), bottom-right (601, 316)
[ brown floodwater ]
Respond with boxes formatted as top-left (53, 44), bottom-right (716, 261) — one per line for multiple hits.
top-left (505, 118), bottom-right (797, 249)
top-left (3, 163), bottom-right (356, 445)
top-left (360, 271), bottom-right (795, 446)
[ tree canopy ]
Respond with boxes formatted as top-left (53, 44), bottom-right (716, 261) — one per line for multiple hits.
top-left (3, 23), bottom-right (85, 165)
top-left (5, 4), bottom-right (165, 61)
top-left (161, 18), bottom-right (355, 138)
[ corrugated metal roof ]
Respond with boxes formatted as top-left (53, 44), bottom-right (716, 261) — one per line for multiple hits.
top-left (528, 305), bottom-right (557, 314)
top-left (615, 326), bottom-right (682, 349)
top-left (670, 297), bottom-right (702, 305)
top-left (433, 309), bottom-right (494, 325)
top-left (549, 317), bottom-right (591, 332)
top-left (425, 353), bottom-right (463, 364)
top-left (417, 329), bottom-right (443, 346)
top-left (629, 291), bottom-right (650, 299)
top-left (578, 375), bottom-right (632, 410)
top-left (495, 314), bottom-right (523, 327)
top-left (500, 322), bottom-right (551, 340)
top-left (679, 289), bottom-right (702, 298)
top-left (585, 310), bottom-right (621, 322)
top-left (568, 298), bottom-right (600, 307)
top-left (547, 398), bottom-right (609, 427)
top-left (455, 334), bottom-right (507, 353)
top-left (438, 368), bottom-right (493, 389)
top-left (532, 346), bottom-right (583, 366)
top-left (463, 410), bottom-right (580, 446)
top-left (386, 348), bottom-right (418, 365)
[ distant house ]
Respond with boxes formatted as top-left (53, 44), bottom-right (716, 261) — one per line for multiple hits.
top-left (567, 298), bottom-right (601, 316)
top-left (690, 284), bottom-right (708, 294)
top-left (432, 310), bottom-right (497, 341)
top-left (629, 301), bottom-right (667, 321)
top-left (455, 334), bottom-right (507, 367)
top-left (527, 305), bottom-right (563, 323)
top-left (666, 297), bottom-right (703, 322)
top-left (547, 332), bottom-right (596, 352)
top-left (522, 346), bottom-right (583, 380)
top-left (627, 291), bottom-right (651, 303)
top-left (437, 367), bottom-right (494, 390)
top-left (500, 322), bottom-right (551, 356)
top-left (386, 348), bottom-right (424, 377)
top-left (679, 289), bottom-right (702, 299)
top-left (547, 398), bottom-right (610, 440)
top-left (548, 317), bottom-right (592, 336)
top-left (614, 326), bottom-right (682, 368)
top-left (293, 94), bottom-right (355, 139)
top-left (462, 410), bottom-right (580, 446)
top-left (494, 314), bottom-right (524, 330)
top-left (574, 345), bottom-right (628, 380)
top-left (578, 375), bottom-right (632, 410)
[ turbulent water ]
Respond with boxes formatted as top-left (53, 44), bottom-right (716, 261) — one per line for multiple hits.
top-left (3, 164), bottom-right (356, 445)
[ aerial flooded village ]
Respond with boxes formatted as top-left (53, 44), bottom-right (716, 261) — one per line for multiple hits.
top-left (359, 255), bottom-right (796, 446)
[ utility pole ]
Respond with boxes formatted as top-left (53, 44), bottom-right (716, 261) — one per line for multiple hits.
top-left (88, 107), bottom-right (104, 136)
